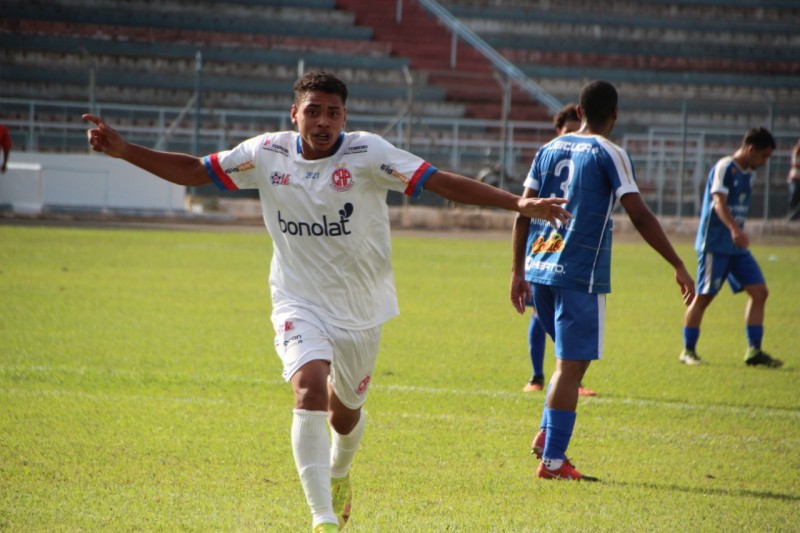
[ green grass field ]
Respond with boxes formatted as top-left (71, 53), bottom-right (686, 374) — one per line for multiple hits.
top-left (1, 223), bottom-right (798, 532)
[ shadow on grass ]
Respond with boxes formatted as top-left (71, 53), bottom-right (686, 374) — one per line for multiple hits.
top-left (605, 480), bottom-right (800, 502)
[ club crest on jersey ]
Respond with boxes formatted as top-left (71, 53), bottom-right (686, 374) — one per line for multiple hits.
top-left (330, 164), bottom-right (353, 192)
top-left (271, 171), bottom-right (291, 186)
top-left (530, 232), bottom-right (565, 253)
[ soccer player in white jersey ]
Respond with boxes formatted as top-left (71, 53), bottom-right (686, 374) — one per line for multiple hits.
top-left (83, 71), bottom-right (570, 531)
top-left (510, 80), bottom-right (695, 481)
top-left (679, 127), bottom-right (782, 368)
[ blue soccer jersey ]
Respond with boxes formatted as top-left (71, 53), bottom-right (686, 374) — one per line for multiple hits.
top-left (523, 134), bottom-right (639, 293)
top-left (695, 156), bottom-right (752, 255)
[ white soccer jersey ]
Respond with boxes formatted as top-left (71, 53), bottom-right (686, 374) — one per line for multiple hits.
top-left (203, 131), bottom-right (437, 329)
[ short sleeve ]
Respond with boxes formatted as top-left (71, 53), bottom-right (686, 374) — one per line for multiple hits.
top-left (597, 140), bottom-right (639, 199)
top-left (202, 135), bottom-right (264, 190)
top-left (523, 154), bottom-right (540, 191)
top-left (365, 134), bottom-right (437, 199)
top-left (709, 160), bottom-right (730, 196)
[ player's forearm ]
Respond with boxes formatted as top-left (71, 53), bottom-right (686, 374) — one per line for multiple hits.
top-left (120, 143), bottom-right (211, 187)
top-left (712, 199), bottom-right (740, 233)
top-left (511, 214), bottom-right (529, 276)
top-left (425, 171), bottom-right (521, 212)
top-left (632, 211), bottom-right (685, 270)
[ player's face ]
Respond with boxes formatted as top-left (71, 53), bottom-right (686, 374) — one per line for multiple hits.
top-left (745, 146), bottom-right (773, 170)
top-left (291, 91), bottom-right (347, 160)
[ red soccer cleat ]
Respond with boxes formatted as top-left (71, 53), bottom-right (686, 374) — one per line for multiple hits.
top-left (537, 461), bottom-right (598, 481)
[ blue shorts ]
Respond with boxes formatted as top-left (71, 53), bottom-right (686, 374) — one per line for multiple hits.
top-left (696, 250), bottom-right (765, 296)
top-left (530, 283), bottom-right (605, 361)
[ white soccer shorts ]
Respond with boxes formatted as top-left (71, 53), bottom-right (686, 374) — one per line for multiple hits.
top-left (272, 307), bottom-right (381, 410)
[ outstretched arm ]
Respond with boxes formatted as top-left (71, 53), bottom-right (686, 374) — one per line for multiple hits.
top-left (83, 114), bottom-right (211, 187)
top-left (620, 192), bottom-right (695, 305)
top-left (424, 170), bottom-right (571, 227)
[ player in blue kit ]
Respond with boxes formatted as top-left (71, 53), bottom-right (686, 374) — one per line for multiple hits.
top-left (523, 103), bottom-right (596, 397)
top-left (679, 127), bottom-right (782, 368)
top-left (83, 71), bottom-right (571, 530)
top-left (510, 80), bottom-right (695, 481)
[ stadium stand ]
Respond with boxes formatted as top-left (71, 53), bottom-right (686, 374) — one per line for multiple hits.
top-left (2, 0), bottom-right (798, 215)
top-left (440, 0), bottom-right (800, 132)
top-left (338, 0), bottom-right (552, 123)
top-left (0, 3), bottom-right (459, 115)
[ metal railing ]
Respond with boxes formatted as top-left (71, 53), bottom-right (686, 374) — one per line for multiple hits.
top-left (2, 97), bottom-right (798, 219)
top-left (412, 0), bottom-right (563, 115)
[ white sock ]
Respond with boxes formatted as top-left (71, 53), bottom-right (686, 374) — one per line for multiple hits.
top-left (330, 411), bottom-right (366, 479)
top-left (543, 457), bottom-right (564, 471)
top-left (291, 409), bottom-right (337, 527)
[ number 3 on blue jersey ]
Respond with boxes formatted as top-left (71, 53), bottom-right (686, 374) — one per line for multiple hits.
top-left (553, 158), bottom-right (575, 199)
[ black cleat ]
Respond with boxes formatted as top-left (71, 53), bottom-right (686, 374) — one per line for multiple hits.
top-left (745, 349), bottom-right (783, 368)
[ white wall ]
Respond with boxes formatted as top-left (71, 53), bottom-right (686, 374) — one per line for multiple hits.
top-left (0, 152), bottom-right (186, 214)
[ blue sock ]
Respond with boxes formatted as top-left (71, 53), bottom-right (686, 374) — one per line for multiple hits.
top-left (683, 326), bottom-right (700, 351)
top-left (529, 316), bottom-right (546, 378)
top-left (543, 408), bottom-right (576, 461)
top-left (538, 384), bottom-right (551, 430)
top-left (746, 325), bottom-right (763, 350)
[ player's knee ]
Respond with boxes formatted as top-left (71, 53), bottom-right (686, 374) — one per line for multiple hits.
top-left (293, 385), bottom-right (328, 411)
top-left (748, 284), bottom-right (768, 303)
top-left (291, 360), bottom-right (331, 410)
top-left (691, 294), bottom-right (714, 311)
top-left (329, 409), bottom-right (360, 435)
top-left (328, 394), bottom-right (361, 434)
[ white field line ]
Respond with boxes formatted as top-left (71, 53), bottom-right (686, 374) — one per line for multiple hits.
top-left (1, 365), bottom-right (799, 419)
top-left (374, 383), bottom-right (800, 419)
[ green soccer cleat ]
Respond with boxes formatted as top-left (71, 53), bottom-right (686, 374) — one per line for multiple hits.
top-left (331, 474), bottom-right (352, 529)
top-left (745, 348), bottom-right (783, 368)
top-left (679, 348), bottom-right (704, 365)
top-left (312, 523), bottom-right (338, 533)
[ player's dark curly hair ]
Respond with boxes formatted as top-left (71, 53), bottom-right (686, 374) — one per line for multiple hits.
top-left (742, 127), bottom-right (776, 151)
top-left (579, 81), bottom-right (617, 126)
top-left (294, 71), bottom-right (348, 105)
top-left (553, 103), bottom-right (579, 132)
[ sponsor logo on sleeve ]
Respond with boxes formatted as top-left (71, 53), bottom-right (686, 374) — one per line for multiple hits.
top-left (380, 163), bottom-right (410, 184)
top-left (225, 161), bottom-right (255, 174)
